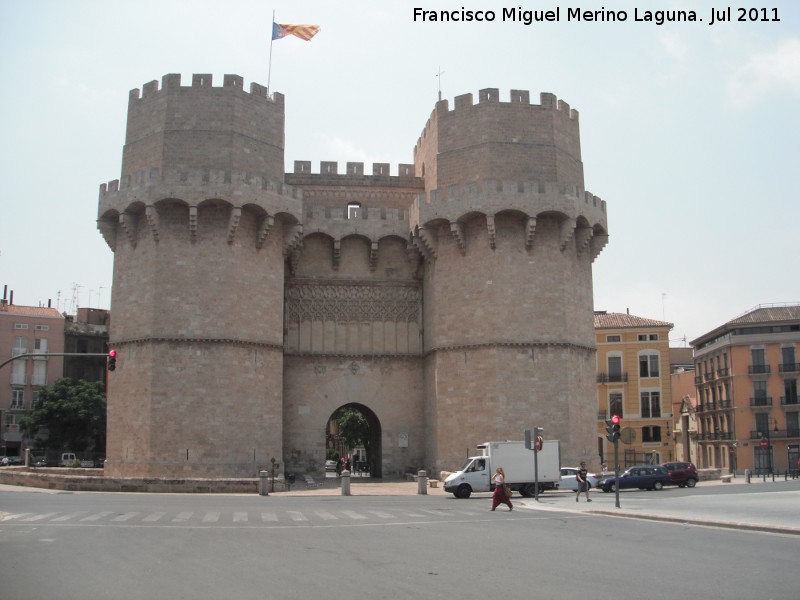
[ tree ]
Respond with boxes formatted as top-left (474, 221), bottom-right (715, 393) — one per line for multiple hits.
top-left (334, 407), bottom-right (370, 457)
top-left (20, 378), bottom-right (106, 452)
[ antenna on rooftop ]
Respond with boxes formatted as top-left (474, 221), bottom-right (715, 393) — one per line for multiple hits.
top-left (436, 66), bottom-right (445, 101)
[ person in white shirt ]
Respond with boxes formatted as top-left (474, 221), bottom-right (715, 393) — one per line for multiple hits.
top-left (490, 466), bottom-right (513, 511)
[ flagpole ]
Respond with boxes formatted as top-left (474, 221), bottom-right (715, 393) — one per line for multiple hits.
top-left (267, 10), bottom-right (275, 95)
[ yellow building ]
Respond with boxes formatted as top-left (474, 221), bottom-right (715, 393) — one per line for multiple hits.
top-left (594, 312), bottom-right (675, 469)
top-left (691, 304), bottom-right (800, 475)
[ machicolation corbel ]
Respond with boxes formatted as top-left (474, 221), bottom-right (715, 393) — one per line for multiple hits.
top-left (145, 205), bottom-right (160, 243)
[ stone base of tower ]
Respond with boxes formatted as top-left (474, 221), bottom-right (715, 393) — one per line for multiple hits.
top-left (424, 343), bottom-right (598, 476)
top-left (104, 341), bottom-right (284, 479)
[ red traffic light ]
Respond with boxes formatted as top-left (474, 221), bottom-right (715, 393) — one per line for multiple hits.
top-left (108, 350), bottom-right (117, 358)
top-left (107, 349), bottom-right (117, 371)
top-left (611, 415), bottom-right (621, 425)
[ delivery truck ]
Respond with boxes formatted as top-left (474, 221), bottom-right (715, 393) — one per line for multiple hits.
top-left (443, 440), bottom-right (561, 498)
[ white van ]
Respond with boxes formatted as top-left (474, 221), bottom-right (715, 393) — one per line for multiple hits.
top-left (59, 452), bottom-right (77, 467)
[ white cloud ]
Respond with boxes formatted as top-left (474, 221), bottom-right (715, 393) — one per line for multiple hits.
top-left (727, 37), bottom-right (800, 108)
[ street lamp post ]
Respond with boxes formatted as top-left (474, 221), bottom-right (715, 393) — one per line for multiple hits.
top-left (758, 417), bottom-right (780, 475)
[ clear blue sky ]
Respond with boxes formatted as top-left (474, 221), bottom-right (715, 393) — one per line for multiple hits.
top-left (1, 0), bottom-right (798, 344)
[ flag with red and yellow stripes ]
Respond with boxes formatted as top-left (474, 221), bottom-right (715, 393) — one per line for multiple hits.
top-left (272, 22), bottom-right (320, 41)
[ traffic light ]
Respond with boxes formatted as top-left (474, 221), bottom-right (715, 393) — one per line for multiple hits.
top-left (606, 415), bottom-right (621, 442)
top-left (524, 429), bottom-right (532, 449)
top-left (107, 349), bottom-right (117, 372)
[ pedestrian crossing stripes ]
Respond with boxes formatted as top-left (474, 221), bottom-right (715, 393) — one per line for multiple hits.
top-left (0, 506), bottom-right (505, 528)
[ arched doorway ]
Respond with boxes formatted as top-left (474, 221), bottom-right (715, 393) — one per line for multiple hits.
top-left (325, 403), bottom-right (382, 479)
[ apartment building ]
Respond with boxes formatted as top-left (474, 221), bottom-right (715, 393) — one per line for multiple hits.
top-left (594, 311), bottom-right (675, 467)
top-left (691, 304), bottom-right (800, 475)
top-left (0, 299), bottom-right (65, 457)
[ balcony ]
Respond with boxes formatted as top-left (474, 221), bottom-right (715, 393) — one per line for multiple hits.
top-left (750, 396), bottom-right (773, 407)
top-left (694, 375), bottom-right (703, 385)
top-left (781, 396), bottom-right (800, 406)
top-left (749, 364), bottom-right (771, 375)
top-left (698, 431), bottom-right (734, 441)
top-left (704, 371), bottom-right (716, 381)
top-left (699, 400), bottom-right (732, 413)
top-left (779, 362), bottom-right (800, 373)
top-left (597, 372), bottom-right (628, 384)
top-left (717, 367), bottom-right (730, 377)
top-left (750, 429), bottom-right (800, 440)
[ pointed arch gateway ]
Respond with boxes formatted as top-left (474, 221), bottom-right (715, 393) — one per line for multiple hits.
top-left (326, 403), bottom-right (383, 479)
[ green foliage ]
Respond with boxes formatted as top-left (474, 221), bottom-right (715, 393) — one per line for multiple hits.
top-left (20, 378), bottom-right (106, 452)
top-left (334, 407), bottom-right (370, 452)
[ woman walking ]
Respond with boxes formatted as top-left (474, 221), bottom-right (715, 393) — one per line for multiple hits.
top-left (491, 466), bottom-right (513, 511)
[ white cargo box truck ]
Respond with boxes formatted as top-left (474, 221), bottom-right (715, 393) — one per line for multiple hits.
top-left (443, 440), bottom-right (561, 498)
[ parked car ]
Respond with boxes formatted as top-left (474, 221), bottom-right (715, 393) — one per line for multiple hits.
top-left (59, 452), bottom-right (78, 467)
top-left (559, 467), bottom-right (599, 491)
top-left (598, 465), bottom-right (672, 492)
top-left (661, 461), bottom-right (698, 488)
top-left (30, 455), bottom-right (48, 467)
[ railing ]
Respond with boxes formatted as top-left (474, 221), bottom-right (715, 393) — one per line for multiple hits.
top-left (717, 367), bottom-right (730, 377)
top-left (697, 431), bottom-right (734, 441)
top-left (596, 372), bottom-right (628, 383)
top-left (694, 375), bottom-right (703, 385)
top-left (749, 365), bottom-right (771, 374)
top-left (750, 429), bottom-right (800, 440)
top-left (704, 371), bottom-right (715, 381)
top-left (781, 396), bottom-right (800, 406)
top-left (779, 362), bottom-right (800, 373)
top-left (750, 397), bottom-right (772, 407)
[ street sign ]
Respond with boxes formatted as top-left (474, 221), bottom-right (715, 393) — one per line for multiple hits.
top-left (760, 438), bottom-right (769, 449)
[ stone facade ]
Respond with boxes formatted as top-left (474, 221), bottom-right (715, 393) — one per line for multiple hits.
top-left (97, 73), bottom-right (609, 479)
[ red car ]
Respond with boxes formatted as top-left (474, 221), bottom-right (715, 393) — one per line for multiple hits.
top-left (661, 462), bottom-right (698, 488)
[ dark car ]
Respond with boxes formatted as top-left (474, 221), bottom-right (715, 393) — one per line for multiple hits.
top-left (598, 465), bottom-right (672, 492)
top-left (661, 461), bottom-right (698, 488)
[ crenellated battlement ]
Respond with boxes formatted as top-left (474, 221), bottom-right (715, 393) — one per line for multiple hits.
top-left (286, 161), bottom-right (420, 188)
top-left (415, 89), bottom-right (579, 158)
top-left (302, 204), bottom-right (411, 247)
top-left (128, 73), bottom-right (283, 106)
top-left (99, 166), bottom-right (300, 213)
top-left (413, 179), bottom-right (606, 229)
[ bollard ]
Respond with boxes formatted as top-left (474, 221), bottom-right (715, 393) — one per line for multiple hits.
top-left (745, 469), bottom-right (750, 483)
top-left (259, 470), bottom-right (269, 496)
top-left (418, 470), bottom-right (427, 495)
top-left (341, 469), bottom-right (351, 496)
top-left (24, 448), bottom-right (30, 467)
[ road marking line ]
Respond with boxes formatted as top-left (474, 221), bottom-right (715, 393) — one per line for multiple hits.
top-left (341, 511), bottom-right (367, 520)
top-left (110, 512), bottom-right (140, 522)
top-left (80, 512), bottom-right (114, 522)
top-left (233, 511), bottom-right (248, 522)
top-left (172, 512), bottom-right (193, 522)
top-left (203, 512), bottom-right (220, 523)
top-left (51, 512), bottom-right (89, 522)
top-left (22, 512), bottom-right (59, 522)
top-left (143, 512), bottom-right (167, 522)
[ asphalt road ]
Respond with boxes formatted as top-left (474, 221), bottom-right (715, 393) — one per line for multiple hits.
top-left (1, 479), bottom-right (798, 600)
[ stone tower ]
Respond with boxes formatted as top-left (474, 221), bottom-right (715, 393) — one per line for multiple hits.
top-left (98, 76), bottom-right (608, 480)
top-left (412, 89), bottom-right (608, 472)
top-left (97, 74), bottom-right (301, 477)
